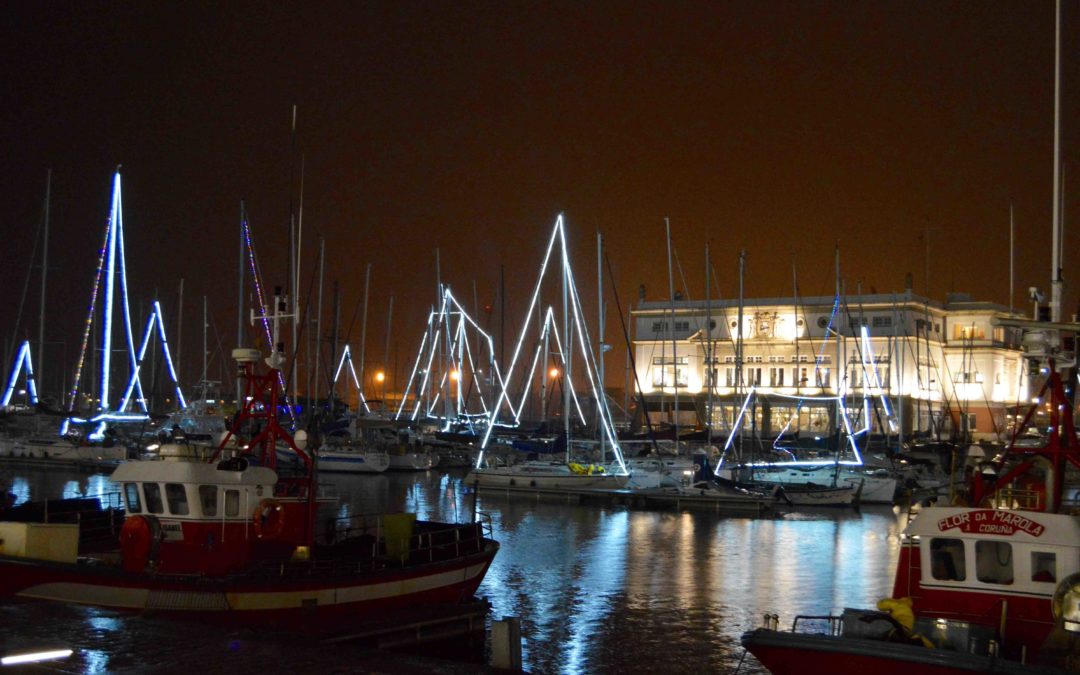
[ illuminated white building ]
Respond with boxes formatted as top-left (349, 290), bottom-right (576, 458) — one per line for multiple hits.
top-left (631, 289), bottom-right (1029, 443)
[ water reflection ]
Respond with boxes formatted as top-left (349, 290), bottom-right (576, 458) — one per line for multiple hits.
top-left (2, 467), bottom-right (903, 674)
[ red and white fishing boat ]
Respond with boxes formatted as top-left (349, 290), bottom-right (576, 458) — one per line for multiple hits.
top-left (0, 327), bottom-right (498, 631)
top-left (741, 344), bottom-right (1080, 674)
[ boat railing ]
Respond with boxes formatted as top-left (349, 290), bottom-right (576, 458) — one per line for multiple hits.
top-left (321, 511), bottom-right (494, 567)
top-left (1, 492), bottom-right (126, 551)
top-left (789, 614), bottom-right (842, 636)
top-left (987, 486), bottom-right (1041, 510)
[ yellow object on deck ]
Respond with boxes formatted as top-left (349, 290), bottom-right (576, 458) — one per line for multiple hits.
top-left (383, 513), bottom-right (417, 562)
top-left (877, 597), bottom-right (934, 648)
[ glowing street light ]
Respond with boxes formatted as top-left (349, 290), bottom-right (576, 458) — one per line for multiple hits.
top-left (549, 367), bottom-right (560, 379)
top-left (450, 370), bottom-right (461, 381)
top-left (374, 371), bottom-right (385, 383)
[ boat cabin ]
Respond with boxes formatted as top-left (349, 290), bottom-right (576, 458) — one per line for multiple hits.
top-left (113, 459), bottom-right (310, 576)
top-left (894, 505), bottom-right (1080, 659)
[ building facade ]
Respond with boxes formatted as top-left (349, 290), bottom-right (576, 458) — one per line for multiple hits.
top-left (631, 290), bottom-right (1030, 443)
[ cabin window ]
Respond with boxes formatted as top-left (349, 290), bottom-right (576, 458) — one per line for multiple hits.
top-left (975, 541), bottom-right (1014, 585)
top-left (1032, 551), bottom-right (1057, 583)
top-left (225, 489), bottom-right (240, 517)
top-left (165, 483), bottom-right (189, 516)
top-left (124, 483), bottom-right (142, 513)
top-left (929, 538), bottom-right (966, 581)
top-left (199, 486), bottom-right (218, 517)
top-left (143, 483), bottom-right (164, 515)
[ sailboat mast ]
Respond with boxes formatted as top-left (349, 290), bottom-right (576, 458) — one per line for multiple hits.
top-left (237, 201), bottom-right (246, 406)
top-left (834, 247), bottom-right (842, 452)
top-left (384, 294), bottom-right (393, 405)
top-left (598, 231), bottom-right (606, 458)
top-left (314, 238), bottom-right (325, 405)
top-left (38, 168), bottom-right (51, 396)
top-left (202, 296), bottom-right (208, 387)
top-left (705, 242), bottom-right (712, 437)
top-left (665, 218), bottom-right (679, 446)
top-left (359, 263), bottom-right (371, 408)
top-left (1009, 203), bottom-right (1015, 315)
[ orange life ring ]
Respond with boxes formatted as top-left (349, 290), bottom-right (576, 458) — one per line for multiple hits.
top-left (120, 514), bottom-right (161, 573)
top-left (252, 498), bottom-right (285, 539)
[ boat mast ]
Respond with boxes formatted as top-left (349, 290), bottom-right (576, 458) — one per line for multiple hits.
top-left (383, 294), bottom-right (393, 405)
top-left (237, 201), bottom-right (246, 406)
top-left (736, 250), bottom-right (745, 461)
top-left (177, 278), bottom-right (184, 398)
top-left (359, 263), bottom-right (371, 410)
top-left (38, 168), bottom-right (50, 397)
top-left (598, 231), bottom-right (606, 458)
top-left (665, 218), bottom-right (679, 447)
top-left (313, 237), bottom-right (325, 407)
top-left (705, 242), bottom-right (713, 438)
top-left (1050, 0), bottom-right (1064, 323)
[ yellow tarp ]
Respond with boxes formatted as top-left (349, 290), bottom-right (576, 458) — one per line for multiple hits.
top-left (383, 513), bottom-right (416, 561)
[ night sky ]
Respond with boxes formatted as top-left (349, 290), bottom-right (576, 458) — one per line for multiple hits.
top-left (2, 2), bottom-right (1078, 397)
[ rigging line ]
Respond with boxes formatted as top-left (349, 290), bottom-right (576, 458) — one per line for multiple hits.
top-left (604, 249), bottom-right (660, 455)
top-left (68, 198), bottom-right (114, 412)
top-left (7, 197), bottom-right (44, 372)
top-left (281, 245), bottom-right (320, 407)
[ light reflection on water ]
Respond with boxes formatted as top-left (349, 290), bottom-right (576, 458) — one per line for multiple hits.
top-left (0, 467), bottom-right (903, 674)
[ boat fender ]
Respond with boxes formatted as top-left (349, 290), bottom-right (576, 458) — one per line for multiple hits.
top-left (120, 514), bottom-right (162, 573)
top-left (875, 597), bottom-right (933, 648)
top-left (253, 499), bottom-right (286, 539)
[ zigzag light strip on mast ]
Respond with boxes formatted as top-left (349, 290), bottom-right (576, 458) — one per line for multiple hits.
top-left (152, 301), bottom-right (186, 409)
top-left (114, 181), bottom-right (146, 411)
top-left (117, 308), bottom-right (157, 412)
top-left (332, 346), bottom-right (370, 413)
top-left (100, 172), bottom-right (121, 411)
top-left (1, 341), bottom-right (38, 407)
top-left (67, 191), bottom-right (112, 413)
top-left (478, 216), bottom-right (563, 458)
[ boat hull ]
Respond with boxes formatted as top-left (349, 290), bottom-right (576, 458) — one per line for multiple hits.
top-left (0, 544), bottom-right (497, 630)
top-left (741, 628), bottom-right (1058, 675)
top-left (465, 467), bottom-right (629, 490)
top-left (316, 449), bottom-right (390, 473)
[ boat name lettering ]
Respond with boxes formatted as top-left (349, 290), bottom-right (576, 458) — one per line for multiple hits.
top-left (936, 509), bottom-right (1045, 537)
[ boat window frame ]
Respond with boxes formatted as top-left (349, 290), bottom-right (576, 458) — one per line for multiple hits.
top-left (143, 482), bottom-right (165, 515)
top-left (928, 537), bottom-right (967, 582)
top-left (224, 489), bottom-right (240, 517)
top-left (164, 483), bottom-right (190, 516)
top-left (198, 485), bottom-right (218, 517)
top-left (124, 482), bottom-right (142, 513)
top-left (1031, 550), bottom-right (1057, 584)
top-left (974, 540), bottom-right (1014, 586)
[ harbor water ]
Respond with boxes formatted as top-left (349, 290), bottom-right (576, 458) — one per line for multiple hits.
top-left (1, 466), bottom-right (905, 673)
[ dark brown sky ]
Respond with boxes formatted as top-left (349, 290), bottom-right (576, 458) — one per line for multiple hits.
top-left (1, 1), bottom-right (1077, 394)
